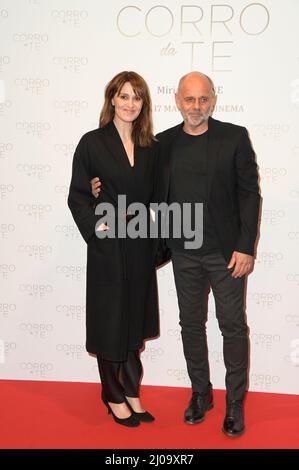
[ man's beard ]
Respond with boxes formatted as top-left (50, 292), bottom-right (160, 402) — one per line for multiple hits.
top-left (187, 111), bottom-right (210, 128)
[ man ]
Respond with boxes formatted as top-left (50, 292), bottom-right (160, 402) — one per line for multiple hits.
top-left (91, 72), bottom-right (260, 437)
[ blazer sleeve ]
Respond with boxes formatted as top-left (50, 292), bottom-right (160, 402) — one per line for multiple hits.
top-left (234, 127), bottom-right (260, 255)
top-left (67, 135), bottom-right (99, 243)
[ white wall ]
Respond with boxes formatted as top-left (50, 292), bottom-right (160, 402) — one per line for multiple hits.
top-left (0, 0), bottom-right (298, 394)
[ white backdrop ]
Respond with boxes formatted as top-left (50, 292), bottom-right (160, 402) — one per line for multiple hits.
top-left (0, 0), bottom-right (299, 395)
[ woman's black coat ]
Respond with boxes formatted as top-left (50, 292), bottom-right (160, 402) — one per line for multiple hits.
top-left (68, 122), bottom-right (159, 361)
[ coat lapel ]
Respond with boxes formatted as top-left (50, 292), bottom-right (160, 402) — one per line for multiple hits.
top-left (102, 121), bottom-right (128, 196)
top-left (102, 121), bottom-right (127, 164)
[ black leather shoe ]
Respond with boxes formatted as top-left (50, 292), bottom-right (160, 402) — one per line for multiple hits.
top-left (184, 387), bottom-right (214, 424)
top-left (222, 400), bottom-right (245, 437)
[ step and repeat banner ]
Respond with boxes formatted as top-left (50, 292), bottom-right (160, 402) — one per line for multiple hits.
top-left (0, 0), bottom-right (298, 394)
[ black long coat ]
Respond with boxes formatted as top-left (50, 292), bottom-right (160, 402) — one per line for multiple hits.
top-left (68, 122), bottom-right (159, 361)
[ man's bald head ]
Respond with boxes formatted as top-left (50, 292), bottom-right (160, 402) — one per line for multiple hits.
top-left (177, 72), bottom-right (215, 96)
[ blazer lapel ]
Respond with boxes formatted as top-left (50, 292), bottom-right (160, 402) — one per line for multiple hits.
top-left (162, 123), bottom-right (183, 200)
top-left (207, 117), bottom-right (222, 199)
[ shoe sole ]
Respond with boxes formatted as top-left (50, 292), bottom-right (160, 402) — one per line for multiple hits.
top-left (134, 414), bottom-right (155, 423)
top-left (184, 403), bottom-right (214, 425)
top-left (221, 426), bottom-right (245, 437)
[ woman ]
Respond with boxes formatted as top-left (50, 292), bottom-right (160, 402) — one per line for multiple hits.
top-left (68, 71), bottom-right (159, 427)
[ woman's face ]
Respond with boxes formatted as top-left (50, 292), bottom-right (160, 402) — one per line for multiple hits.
top-left (112, 81), bottom-right (143, 124)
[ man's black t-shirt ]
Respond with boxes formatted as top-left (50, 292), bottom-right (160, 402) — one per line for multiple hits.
top-left (167, 128), bottom-right (219, 253)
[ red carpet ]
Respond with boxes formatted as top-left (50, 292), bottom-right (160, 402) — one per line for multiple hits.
top-left (0, 380), bottom-right (298, 449)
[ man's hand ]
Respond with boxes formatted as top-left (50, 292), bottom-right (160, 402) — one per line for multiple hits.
top-left (90, 177), bottom-right (101, 198)
top-left (227, 251), bottom-right (254, 278)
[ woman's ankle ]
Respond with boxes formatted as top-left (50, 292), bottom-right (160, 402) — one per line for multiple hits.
top-left (125, 396), bottom-right (145, 413)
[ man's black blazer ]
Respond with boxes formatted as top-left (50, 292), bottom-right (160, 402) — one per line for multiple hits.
top-left (155, 117), bottom-right (260, 262)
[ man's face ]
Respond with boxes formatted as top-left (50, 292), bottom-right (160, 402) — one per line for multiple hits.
top-left (175, 76), bottom-right (216, 133)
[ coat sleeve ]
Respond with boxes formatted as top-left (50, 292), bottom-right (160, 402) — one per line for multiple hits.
top-left (67, 135), bottom-right (99, 243)
top-left (234, 127), bottom-right (261, 256)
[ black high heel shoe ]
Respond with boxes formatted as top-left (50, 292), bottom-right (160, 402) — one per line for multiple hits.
top-left (125, 398), bottom-right (155, 423)
top-left (101, 395), bottom-right (140, 428)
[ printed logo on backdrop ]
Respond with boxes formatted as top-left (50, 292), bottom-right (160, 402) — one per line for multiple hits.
top-left (17, 203), bottom-right (52, 220)
top-left (250, 373), bottom-right (280, 391)
top-left (167, 328), bottom-right (181, 342)
top-left (0, 99), bottom-right (12, 117)
top-left (55, 224), bottom-right (81, 241)
top-left (290, 189), bottom-right (299, 200)
top-left (15, 78), bottom-right (50, 95)
top-left (20, 362), bottom-right (54, 378)
top-left (54, 185), bottom-right (68, 198)
top-left (167, 288), bottom-right (177, 298)
top-left (16, 121), bottom-right (51, 138)
top-left (17, 163), bottom-right (52, 180)
top-left (286, 273), bottom-right (299, 286)
top-left (141, 347), bottom-right (164, 363)
top-left (56, 304), bottom-right (85, 321)
top-left (260, 167), bottom-right (287, 185)
top-left (252, 123), bottom-right (290, 141)
top-left (19, 322), bottom-right (54, 339)
top-left (0, 56), bottom-right (10, 73)
top-left (13, 33), bottom-right (49, 51)
top-left (0, 264), bottom-right (16, 280)
top-left (262, 209), bottom-right (286, 226)
top-left (285, 314), bottom-right (299, 327)
top-left (56, 344), bottom-right (85, 360)
top-left (159, 307), bottom-right (165, 318)
top-left (0, 340), bottom-right (4, 364)
top-left (52, 56), bottom-right (88, 74)
top-left (0, 303), bottom-right (16, 318)
top-left (167, 368), bottom-right (190, 383)
top-left (54, 143), bottom-right (76, 157)
top-left (157, 268), bottom-right (166, 278)
top-left (252, 332), bottom-right (281, 351)
top-left (256, 251), bottom-right (284, 269)
top-left (19, 283), bottom-right (53, 300)
top-left (116, 3), bottom-right (270, 70)
top-left (54, 100), bottom-right (88, 117)
top-left (28, 0), bottom-right (42, 5)
top-left (292, 145), bottom-right (299, 157)
top-left (248, 292), bottom-right (282, 309)
top-left (288, 231), bottom-right (299, 242)
top-left (0, 9), bottom-right (8, 19)
top-left (51, 10), bottom-right (88, 27)
top-left (18, 245), bottom-right (52, 262)
top-left (4, 342), bottom-right (17, 359)
top-left (0, 142), bottom-right (13, 159)
top-left (0, 184), bottom-right (14, 200)
top-left (56, 265), bottom-right (86, 282)
top-left (284, 339), bottom-right (299, 367)
top-left (209, 350), bottom-right (224, 364)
